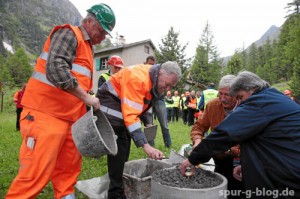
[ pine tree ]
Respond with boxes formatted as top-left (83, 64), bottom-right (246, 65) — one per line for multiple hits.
top-left (226, 51), bottom-right (243, 75)
top-left (189, 22), bottom-right (221, 88)
top-left (0, 55), bottom-right (13, 86)
top-left (246, 43), bottom-right (259, 73)
top-left (286, 0), bottom-right (300, 15)
top-left (290, 58), bottom-right (300, 97)
top-left (154, 26), bottom-right (191, 92)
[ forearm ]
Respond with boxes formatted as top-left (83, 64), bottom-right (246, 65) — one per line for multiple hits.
top-left (130, 128), bottom-right (148, 147)
top-left (67, 86), bottom-right (90, 104)
top-left (191, 132), bottom-right (203, 144)
top-left (67, 86), bottom-right (100, 110)
top-left (190, 125), bottom-right (206, 143)
top-left (46, 28), bottom-right (78, 90)
top-left (188, 132), bottom-right (232, 165)
top-left (190, 118), bottom-right (209, 143)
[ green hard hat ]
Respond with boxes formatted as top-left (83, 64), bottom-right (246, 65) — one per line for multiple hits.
top-left (87, 4), bottom-right (116, 36)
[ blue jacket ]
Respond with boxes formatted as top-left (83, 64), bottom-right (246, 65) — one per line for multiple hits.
top-left (189, 87), bottom-right (300, 196)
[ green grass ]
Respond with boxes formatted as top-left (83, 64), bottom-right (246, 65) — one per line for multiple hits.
top-left (272, 81), bottom-right (290, 92)
top-left (0, 109), bottom-right (191, 198)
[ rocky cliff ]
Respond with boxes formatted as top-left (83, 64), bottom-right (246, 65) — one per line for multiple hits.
top-left (0, 0), bottom-right (82, 57)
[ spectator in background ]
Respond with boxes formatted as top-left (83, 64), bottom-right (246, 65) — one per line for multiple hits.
top-left (284, 89), bottom-right (300, 104)
top-left (172, 90), bottom-right (180, 122)
top-left (194, 91), bottom-right (202, 119)
top-left (198, 82), bottom-right (218, 111)
top-left (180, 91), bottom-right (189, 125)
top-left (165, 90), bottom-right (174, 122)
top-left (185, 90), bottom-right (197, 126)
top-left (98, 55), bottom-right (123, 88)
top-left (145, 55), bottom-right (155, 65)
top-left (6, 3), bottom-right (112, 198)
top-left (13, 84), bottom-right (26, 131)
top-left (181, 71), bottom-right (300, 198)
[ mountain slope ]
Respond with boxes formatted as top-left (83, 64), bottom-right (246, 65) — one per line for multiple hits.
top-left (221, 25), bottom-right (281, 65)
top-left (0, 0), bottom-right (82, 57)
top-left (253, 25), bottom-right (281, 47)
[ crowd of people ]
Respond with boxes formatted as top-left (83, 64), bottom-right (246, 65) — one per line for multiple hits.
top-left (6, 2), bottom-right (300, 199)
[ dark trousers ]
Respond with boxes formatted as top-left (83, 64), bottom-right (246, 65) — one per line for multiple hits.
top-left (107, 126), bottom-right (131, 199)
top-left (172, 107), bottom-right (179, 122)
top-left (182, 109), bottom-right (188, 124)
top-left (152, 100), bottom-right (172, 147)
top-left (16, 108), bottom-right (23, 130)
top-left (166, 107), bottom-right (173, 122)
top-left (187, 108), bottom-right (196, 126)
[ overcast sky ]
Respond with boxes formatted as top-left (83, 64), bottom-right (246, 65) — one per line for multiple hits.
top-left (69, 0), bottom-right (289, 58)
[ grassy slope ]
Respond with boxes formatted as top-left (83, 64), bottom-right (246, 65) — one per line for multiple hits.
top-left (0, 110), bottom-right (191, 198)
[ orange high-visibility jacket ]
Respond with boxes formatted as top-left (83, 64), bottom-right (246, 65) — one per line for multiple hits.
top-left (14, 90), bottom-right (25, 108)
top-left (21, 24), bottom-right (93, 121)
top-left (98, 64), bottom-right (160, 147)
top-left (188, 97), bottom-right (197, 109)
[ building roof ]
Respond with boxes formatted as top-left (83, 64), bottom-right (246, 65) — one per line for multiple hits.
top-left (94, 39), bottom-right (156, 54)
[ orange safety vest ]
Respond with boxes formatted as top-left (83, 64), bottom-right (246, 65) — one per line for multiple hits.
top-left (102, 64), bottom-right (153, 133)
top-left (188, 97), bottom-right (197, 109)
top-left (14, 90), bottom-right (25, 108)
top-left (21, 24), bottom-right (93, 122)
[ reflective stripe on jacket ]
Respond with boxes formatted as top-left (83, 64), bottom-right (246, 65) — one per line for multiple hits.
top-left (98, 71), bottom-right (111, 88)
top-left (21, 24), bottom-right (93, 121)
top-left (97, 64), bottom-right (161, 147)
top-left (196, 97), bottom-right (201, 110)
top-left (203, 89), bottom-right (218, 108)
top-left (181, 97), bottom-right (187, 110)
top-left (165, 97), bottom-right (174, 108)
top-left (101, 72), bottom-right (111, 81)
top-left (172, 96), bottom-right (180, 108)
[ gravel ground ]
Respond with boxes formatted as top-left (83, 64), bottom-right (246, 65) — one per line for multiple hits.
top-left (152, 167), bottom-right (223, 189)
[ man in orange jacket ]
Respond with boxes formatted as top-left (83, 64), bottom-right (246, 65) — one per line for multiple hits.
top-left (6, 4), bottom-right (115, 199)
top-left (96, 61), bottom-right (182, 199)
top-left (13, 83), bottom-right (26, 131)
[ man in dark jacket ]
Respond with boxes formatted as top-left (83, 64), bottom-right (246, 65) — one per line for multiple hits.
top-left (181, 71), bottom-right (300, 198)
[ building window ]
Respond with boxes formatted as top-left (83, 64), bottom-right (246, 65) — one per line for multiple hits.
top-left (95, 57), bottom-right (109, 71)
top-left (100, 57), bottom-right (109, 70)
top-left (144, 45), bottom-right (150, 54)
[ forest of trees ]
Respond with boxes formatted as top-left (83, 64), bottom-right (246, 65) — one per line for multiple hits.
top-left (154, 0), bottom-right (300, 96)
top-left (1, 1), bottom-right (300, 97)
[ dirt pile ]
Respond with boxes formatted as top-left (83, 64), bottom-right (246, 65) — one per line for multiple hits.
top-left (152, 167), bottom-right (223, 189)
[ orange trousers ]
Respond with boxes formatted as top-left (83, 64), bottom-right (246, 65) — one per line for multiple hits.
top-left (6, 108), bottom-right (82, 199)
